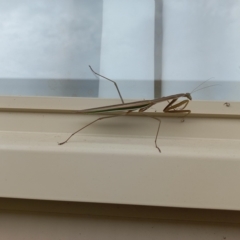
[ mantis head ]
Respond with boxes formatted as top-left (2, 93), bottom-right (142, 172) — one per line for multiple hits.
top-left (185, 93), bottom-right (192, 100)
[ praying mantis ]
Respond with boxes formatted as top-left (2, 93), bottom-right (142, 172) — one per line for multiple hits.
top-left (58, 66), bottom-right (202, 153)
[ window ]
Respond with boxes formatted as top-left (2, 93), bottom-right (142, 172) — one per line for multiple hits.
top-left (1, 0), bottom-right (240, 211)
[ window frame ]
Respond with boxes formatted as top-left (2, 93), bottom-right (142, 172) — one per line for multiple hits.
top-left (0, 95), bottom-right (240, 210)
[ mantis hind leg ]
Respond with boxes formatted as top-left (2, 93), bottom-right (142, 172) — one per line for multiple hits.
top-left (58, 112), bottom-right (162, 153)
top-left (58, 115), bottom-right (122, 145)
top-left (59, 111), bottom-right (134, 145)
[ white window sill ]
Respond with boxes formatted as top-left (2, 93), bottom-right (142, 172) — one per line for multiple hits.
top-left (0, 96), bottom-right (239, 210)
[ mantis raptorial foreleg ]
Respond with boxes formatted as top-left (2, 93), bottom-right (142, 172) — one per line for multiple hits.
top-left (163, 98), bottom-right (190, 114)
top-left (163, 98), bottom-right (191, 122)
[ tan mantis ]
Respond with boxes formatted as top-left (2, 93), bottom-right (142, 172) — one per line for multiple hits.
top-left (59, 66), bottom-right (211, 152)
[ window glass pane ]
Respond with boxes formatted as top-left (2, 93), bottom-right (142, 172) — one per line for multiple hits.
top-left (0, 0), bottom-right (103, 97)
top-left (161, 0), bottom-right (240, 101)
top-left (0, 0), bottom-right (155, 99)
top-left (99, 0), bottom-right (155, 100)
top-left (0, 0), bottom-right (240, 101)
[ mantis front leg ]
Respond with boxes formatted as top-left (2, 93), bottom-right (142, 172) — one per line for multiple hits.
top-left (163, 98), bottom-right (191, 122)
top-left (163, 98), bottom-right (190, 114)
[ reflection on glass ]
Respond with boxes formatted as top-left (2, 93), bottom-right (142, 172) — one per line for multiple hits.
top-left (0, 0), bottom-right (103, 97)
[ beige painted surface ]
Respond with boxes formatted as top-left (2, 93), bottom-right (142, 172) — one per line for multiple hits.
top-left (1, 199), bottom-right (240, 240)
top-left (0, 208), bottom-right (240, 240)
top-left (0, 96), bottom-right (240, 238)
top-left (0, 97), bottom-right (239, 210)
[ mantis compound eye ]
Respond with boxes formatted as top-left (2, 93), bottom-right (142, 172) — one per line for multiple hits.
top-left (186, 93), bottom-right (192, 100)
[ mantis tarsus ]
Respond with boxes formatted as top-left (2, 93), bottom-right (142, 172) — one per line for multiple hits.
top-left (58, 66), bottom-right (209, 152)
